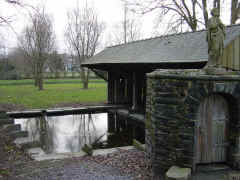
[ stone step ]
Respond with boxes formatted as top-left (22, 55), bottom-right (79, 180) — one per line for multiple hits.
top-left (15, 138), bottom-right (41, 149)
top-left (0, 118), bottom-right (14, 126)
top-left (2, 124), bottom-right (21, 132)
top-left (166, 166), bottom-right (191, 180)
top-left (28, 147), bottom-right (46, 158)
top-left (8, 130), bottom-right (28, 139)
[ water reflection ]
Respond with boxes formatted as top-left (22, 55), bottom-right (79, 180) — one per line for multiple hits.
top-left (15, 112), bottom-right (145, 154)
top-left (15, 113), bottom-right (107, 153)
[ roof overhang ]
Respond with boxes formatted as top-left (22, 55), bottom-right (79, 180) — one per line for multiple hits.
top-left (82, 61), bottom-right (207, 72)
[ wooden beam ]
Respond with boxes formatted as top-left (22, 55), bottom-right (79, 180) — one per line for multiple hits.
top-left (132, 72), bottom-right (137, 111)
top-left (107, 112), bottom-right (115, 133)
top-left (142, 74), bottom-right (147, 112)
top-left (132, 73), bottom-right (146, 111)
top-left (108, 72), bottom-right (114, 104)
top-left (127, 74), bottom-right (133, 106)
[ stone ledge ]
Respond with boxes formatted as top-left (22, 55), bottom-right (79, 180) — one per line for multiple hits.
top-left (148, 69), bottom-right (240, 81)
top-left (28, 146), bottom-right (136, 161)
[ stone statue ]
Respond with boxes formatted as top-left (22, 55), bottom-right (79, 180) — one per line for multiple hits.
top-left (206, 8), bottom-right (225, 67)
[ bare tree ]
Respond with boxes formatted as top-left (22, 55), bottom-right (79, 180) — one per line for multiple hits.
top-left (108, 3), bottom-right (142, 46)
top-left (124, 0), bottom-right (239, 33)
top-left (47, 51), bottom-right (64, 78)
top-left (123, 3), bottom-right (143, 44)
top-left (0, 0), bottom-right (21, 26)
top-left (124, 0), bottom-right (202, 32)
top-left (0, 0), bottom-right (34, 29)
top-left (65, 4), bottom-right (104, 89)
top-left (18, 6), bottom-right (56, 90)
top-left (8, 47), bottom-right (32, 78)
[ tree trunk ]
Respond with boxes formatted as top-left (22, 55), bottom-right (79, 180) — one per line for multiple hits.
top-left (36, 60), bottom-right (44, 91)
top-left (34, 77), bottom-right (38, 87)
top-left (39, 62), bottom-right (44, 90)
top-left (81, 68), bottom-right (89, 89)
top-left (34, 63), bottom-right (38, 87)
top-left (36, 73), bottom-right (41, 90)
top-left (55, 71), bottom-right (60, 79)
top-left (39, 74), bottom-right (43, 90)
top-left (202, 0), bottom-right (209, 28)
top-left (83, 80), bottom-right (88, 89)
top-left (231, 0), bottom-right (240, 24)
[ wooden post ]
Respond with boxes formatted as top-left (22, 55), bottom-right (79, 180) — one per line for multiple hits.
top-left (142, 74), bottom-right (147, 112)
top-left (107, 112), bottom-right (115, 133)
top-left (127, 74), bottom-right (133, 106)
top-left (113, 75), bottom-right (119, 104)
top-left (136, 74), bottom-right (143, 109)
top-left (132, 72), bottom-right (144, 111)
top-left (119, 78), bottom-right (125, 104)
top-left (132, 72), bottom-right (137, 110)
top-left (116, 113), bottom-right (121, 132)
top-left (108, 72), bottom-right (114, 104)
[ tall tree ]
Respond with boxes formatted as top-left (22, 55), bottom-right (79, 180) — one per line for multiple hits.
top-left (65, 4), bottom-right (104, 89)
top-left (231, 0), bottom-right (240, 24)
top-left (124, 0), bottom-right (239, 33)
top-left (47, 51), bottom-right (64, 78)
top-left (108, 3), bottom-right (142, 46)
top-left (18, 6), bottom-right (56, 90)
top-left (124, 0), bottom-right (201, 32)
top-left (123, 3), bottom-right (143, 44)
top-left (0, 0), bottom-right (33, 28)
top-left (8, 47), bottom-right (33, 78)
top-left (0, 0), bottom-right (21, 25)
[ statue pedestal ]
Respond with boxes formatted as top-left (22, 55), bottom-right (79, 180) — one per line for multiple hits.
top-left (204, 67), bottom-right (227, 75)
top-left (203, 67), bottom-right (237, 75)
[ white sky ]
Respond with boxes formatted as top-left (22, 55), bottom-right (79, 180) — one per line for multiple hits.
top-left (0, 0), bottom-right (232, 54)
top-left (0, 0), bottom-right (156, 53)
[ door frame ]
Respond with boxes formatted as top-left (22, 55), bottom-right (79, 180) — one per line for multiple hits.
top-left (194, 94), bottom-right (229, 165)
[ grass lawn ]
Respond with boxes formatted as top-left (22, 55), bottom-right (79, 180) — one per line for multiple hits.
top-left (0, 81), bottom-right (107, 109)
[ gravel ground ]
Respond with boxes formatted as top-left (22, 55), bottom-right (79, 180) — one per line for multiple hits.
top-left (15, 161), bottom-right (134, 180)
top-left (2, 148), bottom-right (152, 180)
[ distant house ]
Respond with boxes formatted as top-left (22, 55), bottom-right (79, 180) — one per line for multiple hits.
top-left (60, 53), bottom-right (80, 72)
top-left (83, 24), bottom-right (240, 112)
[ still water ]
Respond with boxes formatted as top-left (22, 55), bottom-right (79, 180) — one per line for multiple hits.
top-left (15, 113), bottom-right (142, 154)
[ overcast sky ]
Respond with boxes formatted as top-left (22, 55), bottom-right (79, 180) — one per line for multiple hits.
top-left (0, 0), bottom-right (156, 53)
top-left (0, 0), bottom-right (232, 54)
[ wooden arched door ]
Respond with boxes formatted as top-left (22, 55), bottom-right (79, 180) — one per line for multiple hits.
top-left (196, 94), bottom-right (229, 164)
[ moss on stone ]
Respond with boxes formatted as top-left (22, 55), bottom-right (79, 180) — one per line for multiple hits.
top-left (133, 139), bottom-right (145, 151)
top-left (82, 144), bottom-right (93, 156)
top-left (145, 112), bottom-right (155, 145)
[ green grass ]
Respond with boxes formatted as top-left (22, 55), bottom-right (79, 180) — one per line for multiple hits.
top-left (0, 82), bottom-right (107, 109)
top-left (0, 78), bottom-right (105, 86)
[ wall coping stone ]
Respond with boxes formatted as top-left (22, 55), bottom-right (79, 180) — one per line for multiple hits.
top-left (148, 69), bottom-right (240, 81)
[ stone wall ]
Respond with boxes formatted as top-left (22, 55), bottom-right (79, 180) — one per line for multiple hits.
top-left (146, 69), bottom-right (240, 177)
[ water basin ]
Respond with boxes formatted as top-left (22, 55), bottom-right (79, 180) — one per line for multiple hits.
top-left (14, 113), bottom-right (144, 154)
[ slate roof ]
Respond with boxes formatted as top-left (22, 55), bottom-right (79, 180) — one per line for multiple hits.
top-left (83, 24), bottom-right (240, 67)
